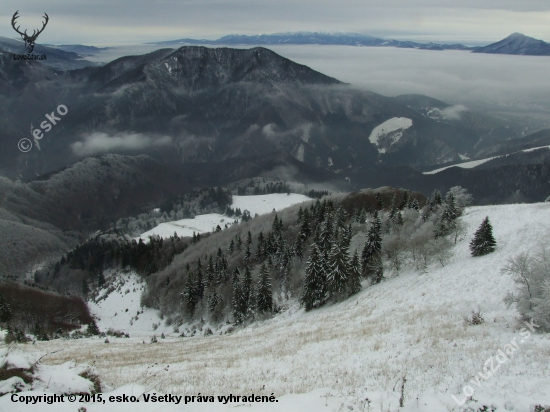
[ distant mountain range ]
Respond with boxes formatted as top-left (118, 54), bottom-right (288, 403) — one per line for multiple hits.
top-left (147, 32), bottom-right (550, 56)
top-left (149, 32), bottom-right (472, 51)
top-left (1, 45), bottom-right (532, 182)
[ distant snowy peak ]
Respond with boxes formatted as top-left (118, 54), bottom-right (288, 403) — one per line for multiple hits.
top-left (368, 117), bottom-right (413, 154)
top-left (473, 33), bottom-right (550, 56)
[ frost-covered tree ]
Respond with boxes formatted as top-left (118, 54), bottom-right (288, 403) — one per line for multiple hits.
top-left (347, 250), bottom-right (362, 297)
top-left (242, 266), bottom-right (253, 316)
top-left (469, 216), bottom-right (497, 257)
top-left (327, 231), bottom-right (350, 297)
top-left (256, 264), bottom-right (273, 313)
top-left (503, 247), bottom-right (550, 331)
top-left (231, 268), bottom-right (243, 324)
top-left (362, 211), bottom-right (383, 283)
top-left (449, 186), bottom-right (474, 210)
top-left (300, 244), bottom-right (326, 311)
top-left (300, 211), bottom-right (311, 240)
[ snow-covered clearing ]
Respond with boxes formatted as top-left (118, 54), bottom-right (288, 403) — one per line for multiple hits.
top-left (88, 272), bottom-right (173, 337)
top-left (424, 145), bottom-right (550, 174)
top-left (3, 203), bottom-right (550, 411)
top-left (368, 117), bottom-right (413, 154)
top-left (231, 194), bottom-right (310, 216)
top-left (136, 194), bottom-right (311, 241)
top-left (136, 213), bottom-right (228, 242)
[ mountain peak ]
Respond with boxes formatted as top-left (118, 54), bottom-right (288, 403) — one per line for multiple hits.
top-left (473, 32), bottom-right (550, 56)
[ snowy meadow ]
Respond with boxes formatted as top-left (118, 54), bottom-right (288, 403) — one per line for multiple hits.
top-left (3, 202), bottom-right (550, 411)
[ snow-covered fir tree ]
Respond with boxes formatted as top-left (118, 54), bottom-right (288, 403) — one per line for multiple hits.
top-left (470, 216), bottom-right (497, 256)
top-left (362, 211), bottom-right (383, 284)
top-left (300, 244), bottom-right (327, 311)
top-left (327, 229), bottom-right (350, 298)
top-left (231, 267), bottom-right (243, 324)
top-left (347, 250), bottom-right (362, 297)
top-left (256, 264), bottom-right (273, 313)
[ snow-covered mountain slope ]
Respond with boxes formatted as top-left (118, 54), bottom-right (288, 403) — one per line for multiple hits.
top-left (87, 272), bottom-right (174, 337)
top-left (368, 117), bottom-right (413, 153)
top-left (424, 144), bottom-right (550, 174)
top-left (136, 194), bottom-right (310, 241)
top-left (4, 202), bottom-right (550, 411)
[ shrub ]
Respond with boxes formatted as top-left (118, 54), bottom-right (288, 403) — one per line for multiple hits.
top-left (463, 309), bottom-right (484, 326)
top-left (503, 247), bottom-right (550, 331)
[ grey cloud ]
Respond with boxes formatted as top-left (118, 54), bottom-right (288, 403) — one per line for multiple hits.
top-left (1, 1), bottom-right (549, 44)
top-left (267, 45), bottom-right (550, 119)
top-left (71, 132), bottom-right (173, 156)
top-left (441, 105), bottom-right (468, 120)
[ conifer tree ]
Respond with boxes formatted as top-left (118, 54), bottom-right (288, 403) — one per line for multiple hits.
top-left (228, 239), bottom-right (235, 254)
top-left (410, 198), bottom-right (420, 211)
top-left (362, 211), bottom-right (383, 283)
top-left (319, 212), bottom-right (334, 260)
top-left (256, 232), bottom-right (265, 258)
top-left (0, 293), bottom-right (12, 324)
top-left (300, 210), bottom-right (311, 240)
top-left (433, 189), bottom-right (443, 205)
top-left (195, 259), bottom-right (204, 298)
top-left (300, 244), bottom-right (327, 310)
top-left (293, 236), bottom-right (304, 260)
top-left (389, 195), bottom-right (397, 222)
top-left (297, 206), bottom-right (303, 223)
top-left (231, 268), bottom-right (243, 323)
top-left (205, 256), bottom-right (215, 287)
top-left (184, 272), bottom-right (198, 312)
top-left (244, 242), bottom-right (251, 264)
top-left (469, 216), bottom-right (497, 256)
top-left (442, 192), bottom-right (460, 222)
top-left (256, 264), bottom-right (273, 313)
top-left (241, 266), bottom-right (253, 317)
top-left (375, 193), bottom-right (384, 209)
top-left (347, 250), bottom-right (362, 296)
top-left (399, 192), bottom-right (409, 210)
top-left (327, 230), bottom-right (350, 297)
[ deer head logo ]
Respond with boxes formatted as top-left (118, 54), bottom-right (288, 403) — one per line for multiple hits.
top-left (11, 11), bottom-right (49, 54)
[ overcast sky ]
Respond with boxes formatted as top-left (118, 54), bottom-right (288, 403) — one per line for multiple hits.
top-left (1, 0), bottom-right (550, 46)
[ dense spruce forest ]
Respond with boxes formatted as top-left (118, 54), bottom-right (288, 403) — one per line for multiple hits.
top-left (34, 185), bottom-right (473, 335)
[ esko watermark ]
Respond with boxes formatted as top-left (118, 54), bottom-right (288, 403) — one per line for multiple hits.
top-left (18, 104), bottom-right (68, 152)
top-left (451, 319), bottom-right (539, 406)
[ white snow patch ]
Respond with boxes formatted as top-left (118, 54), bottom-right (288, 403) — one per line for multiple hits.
top-left (136, 213), bottom-right (228, 241)
top-left (328, 157), bottom-right (333, 167)
top-left (231, 193), bottom-right (310, 217)
top-left (89, 272), bottom-right (172, 337)
top-left (458, 153), bottom-right (470, 161)
top-left (424, 144), bottom-right (550, 174)
top-left (136, 194), bottom-right (311, 241)
top-left (368, 117), bottom-right (412, 153)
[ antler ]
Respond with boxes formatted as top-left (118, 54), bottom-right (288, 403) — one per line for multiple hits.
top-left (11, 11), bottom-right (49, 41)
top-left (28, 13), bottom-right (49, 41)
top-left (11, 11), bottom-right (26, 37)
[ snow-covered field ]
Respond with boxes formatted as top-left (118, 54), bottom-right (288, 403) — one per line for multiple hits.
top-left (87, 272), bottom-right (174, 337)
top-left (3, 202), bottom-right (550, 411)
top-left (424, 145), bottom-right (550, 175)
top-left (136, 194), bottom-right (311, 241)
top-left (368, 117), bottom-right (413, 154)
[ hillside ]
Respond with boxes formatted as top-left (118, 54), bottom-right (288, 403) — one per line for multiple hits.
top-left (4, 201), bottom-right (550, 411)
